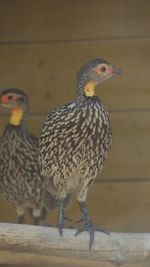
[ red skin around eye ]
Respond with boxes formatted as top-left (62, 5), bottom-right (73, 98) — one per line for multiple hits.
top-left (96, 65), bottom-right (113, 75)
top-left (108, 65), bottom-right (113, 73)
top-left (96, 67), bottom-right (101, 74)
top-left (1, 95), bottom-right (17, 104)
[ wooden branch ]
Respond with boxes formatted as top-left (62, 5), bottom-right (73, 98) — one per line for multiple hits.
top-left (0, 223), bottom-right (150, 266)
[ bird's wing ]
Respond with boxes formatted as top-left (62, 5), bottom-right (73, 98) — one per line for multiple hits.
top-left (39, 104), bottom-right (88, 177)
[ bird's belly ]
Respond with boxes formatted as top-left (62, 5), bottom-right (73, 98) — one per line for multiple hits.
top-left (0, 163), bottom-right (39, 206)
top-left (0, 177), bottom-right (23, 205)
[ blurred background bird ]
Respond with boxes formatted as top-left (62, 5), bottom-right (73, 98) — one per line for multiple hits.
top-left (39, 59), bottom-right (121, 248)
top-left (0, 88), bottom-right (49, 225)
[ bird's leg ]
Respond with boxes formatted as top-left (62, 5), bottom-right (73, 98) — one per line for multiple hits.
top-left (18, 214), bottom-right (24, 224)
top-left (28, 208), bottom-right (40, 225)
top-left (16, 207), bottom-right (24, 224)
top-left (75, 201), bottom-right (110, 249)
top-left (28, 207), bottom-right (47, 225)
top-left (40, 207), bottom-right (47, 221)
top-left (33, 217), bottom-right (39, 225)
top-left (58, 200), bottom-right (72, 235)
top-left (58, 200), bottom-right (64, 235)
top-left (32, 208), bottom-right (46, 225)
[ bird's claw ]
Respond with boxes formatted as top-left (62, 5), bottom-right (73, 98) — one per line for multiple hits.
top-left (43, 223), bottom-right (54, 227)
top-left (75, 222), bottom-right (94, 250)
top-left (64, 214), bottom-right (72, 222)
top-left (75, 215), bottom-right (85, 224)
top-left (75, 218), bottom-right (110, 250)
top-left (75, 225), bottom-right (89, 236)
top-left (58, 222), bottom-right (63, 236)
top-left (69, 224), bottom-right (77, 229)
top-left (94, 226), bottom-right (110, 235)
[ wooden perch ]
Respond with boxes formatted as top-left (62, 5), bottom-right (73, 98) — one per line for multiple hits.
top-left (0, 222), bottom-right (150, 266)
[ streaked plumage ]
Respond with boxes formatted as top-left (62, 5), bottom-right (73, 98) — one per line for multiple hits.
top-left (40, 59), bottom-right (121, 248)
top-left (0, 88), bottom-right (51, 224)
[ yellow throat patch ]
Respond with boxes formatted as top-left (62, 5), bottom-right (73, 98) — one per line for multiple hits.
top-left (84, 82), bottom-right (97, 97)
top-left (10, 108), bottom-right (23, 126)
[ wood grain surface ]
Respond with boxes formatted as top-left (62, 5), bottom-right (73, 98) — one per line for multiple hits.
top-left (0, 222), bottom-right (150, 266)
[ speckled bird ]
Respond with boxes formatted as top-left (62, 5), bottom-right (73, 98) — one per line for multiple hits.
top-left (0, 88), bottom-right (50, 224)
top-left (39, 59), bottom-right (121, 248)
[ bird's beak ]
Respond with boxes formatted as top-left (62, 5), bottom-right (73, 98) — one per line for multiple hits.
top-left (112, 65), bottom-right (122, 75)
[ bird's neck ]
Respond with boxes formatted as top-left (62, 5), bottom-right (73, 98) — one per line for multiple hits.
top-left (75, 86), bottom-right (100, 108)
top-left (77, 76), bottom-right (97, 98)
top-left (84, 82), bottom-right (97, 97)
top-left (10, 107), bottom-right (27, 127)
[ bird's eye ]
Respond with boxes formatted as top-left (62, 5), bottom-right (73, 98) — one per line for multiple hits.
top-left (101, 66), bottom-right (106, 72)
top-left (7, 95), bottom-right (13, 100)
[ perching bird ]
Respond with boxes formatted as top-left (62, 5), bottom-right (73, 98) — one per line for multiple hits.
top-left (39, 59), bottom-right (121, 248)
top-left (0, 88), bottom-right (49, 225)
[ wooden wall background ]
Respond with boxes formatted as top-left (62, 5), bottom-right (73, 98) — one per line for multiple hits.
top-left (0, 0), bottom-right (150, 266)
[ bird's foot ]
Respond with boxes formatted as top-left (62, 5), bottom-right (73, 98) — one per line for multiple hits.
top-left (44, 223), bottom-right (54, 227)
top-left (43, 214), bottom-right (71, 229)
top-left (75, 217), bottom-right (109, 249)
top-left (64, 214), bottom-right (72, 222)
top-left (69, 223), bottom-right (77, 229)
top-left (75, 201), bottom-right (110, 249)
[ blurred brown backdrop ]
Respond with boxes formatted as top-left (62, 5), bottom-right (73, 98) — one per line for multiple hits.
top-left (0, 0), bottom-right (150, 266)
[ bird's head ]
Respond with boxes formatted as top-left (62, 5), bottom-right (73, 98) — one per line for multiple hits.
top-left (0, 88), bottom-right (28, 109)
top-left (77, 59), bottom-right (121, 97)
top-left (0, 88), bottom-right (29, 126)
